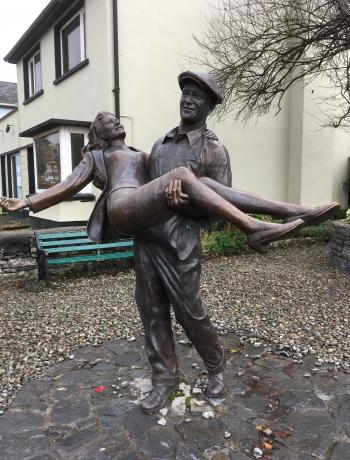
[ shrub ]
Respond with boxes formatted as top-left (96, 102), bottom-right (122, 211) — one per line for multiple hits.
top-left (202, 229), bottom-right (247, 255)
top-left (299, 220), bottom-right (333, 242)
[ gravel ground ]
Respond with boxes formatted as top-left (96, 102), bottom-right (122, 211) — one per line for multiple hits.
top-left (0, 238), bottom-right (349, 415)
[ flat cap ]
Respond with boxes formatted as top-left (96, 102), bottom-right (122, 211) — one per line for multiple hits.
top-left (178, 71), bottom-right (223, 104)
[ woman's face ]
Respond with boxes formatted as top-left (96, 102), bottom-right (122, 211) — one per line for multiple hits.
top-left (95, 113), bottom-right (125, 140)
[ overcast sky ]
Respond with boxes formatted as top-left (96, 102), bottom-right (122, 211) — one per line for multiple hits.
top-left (0, 0), bottom-right (51, 82)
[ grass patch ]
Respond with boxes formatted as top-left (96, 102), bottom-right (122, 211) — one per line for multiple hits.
top-left (202, 217), bottom-right (336, 256)
top-left (167, 390), bottom-right (184, 401)
top-left (299, 220), bottom-right (333, 242)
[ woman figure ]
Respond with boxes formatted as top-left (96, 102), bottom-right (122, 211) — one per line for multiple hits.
top-left (0, 111), bottom-right (336, 251)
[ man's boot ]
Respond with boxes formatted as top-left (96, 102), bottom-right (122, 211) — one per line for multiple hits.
top-left (207, 372), bottom-right (225, 398)
top-left (141, 384), bottom-right (177, 414)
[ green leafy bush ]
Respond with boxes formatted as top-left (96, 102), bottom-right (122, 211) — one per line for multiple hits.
top-left (202, 229), bottom-right (247, 255)
top-left (299, 220), bottom-right (333, 241)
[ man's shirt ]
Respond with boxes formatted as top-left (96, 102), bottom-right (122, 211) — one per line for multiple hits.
top-left (146, 125), bottom-right (232, 260)
top-left (149, 125), bottom-right (232, 187)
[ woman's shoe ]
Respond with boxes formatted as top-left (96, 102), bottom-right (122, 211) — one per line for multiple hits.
top-left (248, 219), bottom-right (304, 254)
top-left (285, 202), bottom-right (340, 226)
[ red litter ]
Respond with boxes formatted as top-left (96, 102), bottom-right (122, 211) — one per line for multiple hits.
top-left (94, 385), bottom-right (106, 393)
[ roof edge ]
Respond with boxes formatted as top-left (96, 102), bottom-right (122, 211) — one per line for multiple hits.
top-left (4, 0), bottom-right (81, 64)
top-left (19, 118), bottom-right (91, 138)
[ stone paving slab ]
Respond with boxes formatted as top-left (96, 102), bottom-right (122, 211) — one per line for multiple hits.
top-left (0, 333), bottom-right (349, 460)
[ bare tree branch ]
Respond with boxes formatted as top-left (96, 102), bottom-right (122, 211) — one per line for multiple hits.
top-left (194, 0), bottom-right (350, 128)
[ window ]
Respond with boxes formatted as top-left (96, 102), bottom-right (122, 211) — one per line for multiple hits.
top-left (70, 133), bottom-right (85, 169)
top-left (0, 156), bottom-right (7, 196)
top-left (61, 11), bottom-right (85, 74)
top-left (54, 3), bottom-right (86, 80)
top-left (23, 46), bottom-right (43, 101)
top-left (11, 153), bottom-right (22, 198)
top-left (33, 128), bottom-right (88, 194)
top-left (35, 132), bottom-right (61, 190)
top-left (28, 51), bottom-right (42, 97)
top-left (0, 153), bottom-right (22, 198)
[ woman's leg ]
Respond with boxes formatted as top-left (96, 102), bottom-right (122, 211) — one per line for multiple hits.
top-left (198, 176), bottom-right (339, 224)
top-left (108, 168), bottom-right (304, 252)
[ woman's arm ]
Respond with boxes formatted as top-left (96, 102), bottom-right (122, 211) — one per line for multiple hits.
top-left (27, 151), bottom-right (95, 213)
top-left (0, 197), bottom-right (28, 212)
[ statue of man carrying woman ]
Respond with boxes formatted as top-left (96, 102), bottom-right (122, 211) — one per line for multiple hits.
top-left (0, 71), bottom-right (339, 413)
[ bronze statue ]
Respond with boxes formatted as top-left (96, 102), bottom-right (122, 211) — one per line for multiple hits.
top-left (0, 71), bottom-right (339, 414)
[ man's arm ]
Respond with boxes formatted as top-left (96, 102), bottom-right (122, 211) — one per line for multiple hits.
top-left (206, 142), bottom-right (232, 187)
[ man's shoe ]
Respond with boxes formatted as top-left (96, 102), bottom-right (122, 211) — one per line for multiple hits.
top-left (141, 384), bottom-right (177, 414)
top-left (285, 202), bottom-right (340, 226)
top-left (247, 219), bottom-right (304, 254)
top-left (207, 372), bottom-right (225, 398)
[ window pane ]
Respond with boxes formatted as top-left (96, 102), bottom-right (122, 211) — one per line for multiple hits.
top-left (35, 132), bottom-right (61, 189)
top-left (1, 156), bottom-right (6, 196)
top-left (34, 54), bottom-right (41, 91)
top-left (70, 133), bottom-right (85, 169)
top-left (11, 154), bottom-right (22, 199)
top-left (62, 15), bottom-right (81, 73)
top-left (29, 60), bottom-right (35, 96)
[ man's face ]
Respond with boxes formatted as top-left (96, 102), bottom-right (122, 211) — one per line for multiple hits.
top-left (180, 82), bottom-right (214, 124)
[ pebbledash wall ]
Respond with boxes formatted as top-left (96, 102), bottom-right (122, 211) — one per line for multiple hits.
top-left (0, 0), bottom-right (349, 228)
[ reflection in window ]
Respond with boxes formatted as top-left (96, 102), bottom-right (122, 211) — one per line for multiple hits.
top-left (35, 132), bottom-right (61, 189)
top-left (70, 133), bottom-right (85, 169)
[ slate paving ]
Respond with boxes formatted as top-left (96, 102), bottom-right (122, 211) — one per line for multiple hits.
top-left (0, 333), bottom-right (349, 460)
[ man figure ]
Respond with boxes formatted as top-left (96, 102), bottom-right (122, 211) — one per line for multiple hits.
top-left (136, 71), bottom-right (231, 413)
top-left (135, 70), bottom-right (339, 413)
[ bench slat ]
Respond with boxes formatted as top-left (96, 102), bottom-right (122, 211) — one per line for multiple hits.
top-left (44, 241), bottom-right (133, 254)
top-left (47, 251), bottom-right (134, 265)
top-left (38, 231), bottom-right (88, 240)
top-left (40, 238), bottom-right (92, 247)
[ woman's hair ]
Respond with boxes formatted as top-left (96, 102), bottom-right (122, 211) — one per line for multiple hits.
top-left (81, 111), bottom-right (116, 155)
top-left (81, 111), bottom-right (117, 190)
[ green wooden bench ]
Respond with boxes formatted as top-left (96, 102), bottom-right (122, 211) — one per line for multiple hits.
top-left (35, 230), bottom-right (134, 286)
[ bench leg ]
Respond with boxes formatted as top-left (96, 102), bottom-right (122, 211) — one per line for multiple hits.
top-left (44, 257), bottom-right (51, 287)
top-left (37, 252), bottom-right (45, 281)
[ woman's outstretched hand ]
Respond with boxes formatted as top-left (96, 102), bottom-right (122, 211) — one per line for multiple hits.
top-left (0, 197), bottom-right (27, 212)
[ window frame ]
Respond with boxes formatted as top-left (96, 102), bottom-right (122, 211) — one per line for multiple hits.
top-left (23, 45), bottom-right (44, 103)
top-left (33, 127), bottom-right (90, 194)
top-left (27, 49), bottom-right (42, 97)
top-left (59, 9), bottom-right (85, 76)
top-left (54, 1), bottom-right (87, 83)
top-left (34, 130), bottom-right (62, 193)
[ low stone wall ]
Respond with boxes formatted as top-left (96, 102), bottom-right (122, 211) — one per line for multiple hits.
top-left (330, 220), bottom-right (350, 275)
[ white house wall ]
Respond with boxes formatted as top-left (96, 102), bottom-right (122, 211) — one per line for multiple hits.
top-left (117, 0), bottom-right (293, 202)
top-left (118, 0), bottom-right (350, 207)
top-left (0, 110), bottom-right (28, 154)
top-left (17, 0), bottom-right (115, 133)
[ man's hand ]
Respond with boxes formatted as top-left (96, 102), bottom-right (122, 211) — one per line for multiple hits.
top-left (203, 129), bottom-right (218, 141)
top-left (0, 197), bottom-right (27, 212)
top-left (165, 179), bottom-right (190, 207)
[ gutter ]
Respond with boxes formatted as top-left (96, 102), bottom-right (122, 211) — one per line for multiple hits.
top-left (112, 0), bottom-right (120, 118)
